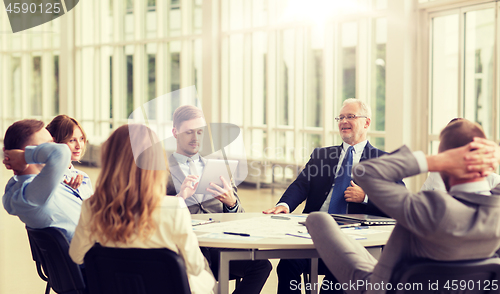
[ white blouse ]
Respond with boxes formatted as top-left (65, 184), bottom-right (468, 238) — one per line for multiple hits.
top-left (69, 196), bottom-right (215, 294)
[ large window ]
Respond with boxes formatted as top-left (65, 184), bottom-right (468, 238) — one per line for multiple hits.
top-left (0, 0), bottom-right (391, 168)
top-left (221, 0), bottom-right (389, 163)
top-left (427, 3), bottom-right (498, 154)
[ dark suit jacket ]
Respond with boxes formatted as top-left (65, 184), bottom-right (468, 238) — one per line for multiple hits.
top-left (167, 154), bottom-right (244, 214)
top-left (278, 141), bottom-right (404, 216)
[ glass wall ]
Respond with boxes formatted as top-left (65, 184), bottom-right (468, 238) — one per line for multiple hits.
top-left (221, 0), bottom-right (389, 163)
top-left (427, 3), bottom-right (499, 153)
top-left (0, 0), bottom-right (391, 168)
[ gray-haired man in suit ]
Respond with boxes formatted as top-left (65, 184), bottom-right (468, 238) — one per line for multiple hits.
top-left (167, 105), bottom-right (271, 294)
top-left (306, 119), bottom-right (500, 294)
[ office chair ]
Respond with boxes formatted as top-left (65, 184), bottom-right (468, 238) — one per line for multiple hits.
top-left (389, 257), bottom-right (500, 294)
top-left (84, 244), bottom-right (191, 294)
top-left (26, 227), bottom-right (87, 294)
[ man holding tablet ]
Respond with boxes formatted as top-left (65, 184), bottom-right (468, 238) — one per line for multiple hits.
top-left (167, 105), bottom-right (271, 294)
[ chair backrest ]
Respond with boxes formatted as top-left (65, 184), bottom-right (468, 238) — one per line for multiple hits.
top-left (26, 227), bottom-right (86, 294)
top-left (389, 257), bottom-right (500, 294)
top-left (84, 244), bottom-right (191, 294)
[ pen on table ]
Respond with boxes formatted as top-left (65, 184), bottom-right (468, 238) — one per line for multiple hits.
top-left (223, 232), bottom-right (251, 237)
top-left (271, 215), bottom-right (290, 220)
top-left (355, 226), bottom-right (370, 230)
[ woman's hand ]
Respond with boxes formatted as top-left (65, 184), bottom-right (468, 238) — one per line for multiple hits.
top-left (64, 174), bottom-right (83, 190)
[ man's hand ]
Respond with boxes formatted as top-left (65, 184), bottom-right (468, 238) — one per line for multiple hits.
top-left (428, 138), bottom-right (498, 179)
top-left (3, 149), bottom-right (28, 174)
top-left (344, 181), bottom-right (365, 203)
top-left (207, 176), bottom-right (237, 207)
top-left (469, 138), bottom-right (500, 175)
top-left (2, 147), bottom-right (12, 170)
top-left (64, 174), bottom-right (83, 190)
top-left (178, 175), bottom-right (199, 200)
top-left (262, 205), bottom-right (289, 214)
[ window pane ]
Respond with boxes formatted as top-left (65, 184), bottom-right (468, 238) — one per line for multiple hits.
top-left (79, 0), bottom-right (95, 45)
top-left (251, 129), bottom-right (267, 159)
top-left (229, 34), bottom-right (244, 125)
top-left (193, 0), bottom-right (202, 34)
top-left (430, 14), bottom-right (459, 134)
top-left (306, 28), bottom-right (323, 128)
top-left (372, 17), bottom-right (386, 132)
top-left (81, 48), bottom-right (95, 121)
top-left (51, 17), bottom-right (61, 48)
top-left (125, 0), bottom-right (135, 41)
top-left (280, 29), bottom-right (295, 126)
top-left (147, 44), bottom-right (157, 120)
top-left (372, 137), bottom-right (385, 151)
top-left (10, 56), bottom-right (22, 118)
top-left (193, 39), bottom-right (202, 97)
top-left (229, 0), bottom-right (243, 30)
top-left (101, 0), bottom-right (113, 43)
top-left (340, 22), bottom-right (357, 102)
top-left (305, 133), bottom-right (322, 151)
top-left (463, 9), bottom-right (494, 138)
top-left (170, 41), bottom-right (181, 112)
top-left (171, 41), bottom-right (181, 93)
top-left (126, 46), bottom-right (134, 118)
top-left (277, 131), bottom-right (294, 161)
top-left (146, 2), bottom-right (157, 38)
top-left (31, 55), bottom-right (42, 116)
top-left (253, 0), bottom-right (267, 27)
top-left (53, 54), bottom-right (60, 115)
top-left (170, 2), bottom-right (181, 37)
top-left (252, 32), bottom-right (267, 126)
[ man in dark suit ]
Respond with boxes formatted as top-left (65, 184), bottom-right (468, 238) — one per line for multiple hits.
top-left (263, 98), bottom-right (404, 293)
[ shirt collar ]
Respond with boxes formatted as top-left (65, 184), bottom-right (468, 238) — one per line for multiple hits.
top-left (342, 140), bottom-right (368, 155)
top-left (173, 152), bottom-right (201, 165)
top-left (450, 180), bottom-right (491, 196)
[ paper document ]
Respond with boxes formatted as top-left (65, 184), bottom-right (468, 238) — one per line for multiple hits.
top-left (193, 215), bottom-right (306, 238)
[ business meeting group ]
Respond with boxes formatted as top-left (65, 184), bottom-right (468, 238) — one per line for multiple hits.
top-left (3, 97), bottom-right (500, 294)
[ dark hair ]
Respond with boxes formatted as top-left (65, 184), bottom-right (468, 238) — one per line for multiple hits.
top-left (46, 115), bottom-right (87, 158)
top-left (4, 119), bottom-right (45, 150)
top-left (172, 105), bottom-right (203, 129)
top-left (439, 120), bottom-right (486, 153)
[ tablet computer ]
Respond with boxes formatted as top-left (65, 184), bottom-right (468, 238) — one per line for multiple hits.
top-left (331, 214), bottom-right (396, 226)
top-left (195, 159), bottom-right (239, 194)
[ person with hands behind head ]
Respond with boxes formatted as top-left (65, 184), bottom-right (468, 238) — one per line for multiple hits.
top-left (421, 118), bottom-right (500, 192)
top-left (306, 119), bottom-right (500, 294)
top-left (167, 105), bottom-right (271, 294)
top-left (46, 115), bottom-right (93, 199)
top-left (2, 119), bottom-right (83, 242)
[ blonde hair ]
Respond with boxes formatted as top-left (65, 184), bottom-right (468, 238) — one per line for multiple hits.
top-left (46, 115), bottom-right (88, 158)
top-left (173, 105), bottom-right (204, 129)
top-left (89, 124), bottom-right (168, 244)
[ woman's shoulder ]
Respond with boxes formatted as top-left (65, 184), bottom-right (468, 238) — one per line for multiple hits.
top-left (159, 196), bottom-right (187, 209)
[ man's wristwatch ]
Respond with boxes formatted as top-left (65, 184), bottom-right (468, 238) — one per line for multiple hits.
top-left (226, 201), bottom-right (238, 210)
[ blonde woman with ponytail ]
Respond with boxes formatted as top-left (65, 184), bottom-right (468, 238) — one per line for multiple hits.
top-left (69, 124), bottom-right (214, 294)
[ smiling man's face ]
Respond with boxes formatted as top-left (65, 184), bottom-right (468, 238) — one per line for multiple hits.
top-left (338, 103), bottom-right (370, 146)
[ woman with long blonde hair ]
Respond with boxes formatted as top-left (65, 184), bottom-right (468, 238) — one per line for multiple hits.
top-left (69, 124), bottom-right (214, 294)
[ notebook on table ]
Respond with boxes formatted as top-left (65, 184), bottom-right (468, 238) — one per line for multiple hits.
top-left (331, 214), bottom-right (396, 226)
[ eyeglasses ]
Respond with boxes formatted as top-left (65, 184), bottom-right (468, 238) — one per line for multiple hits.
top-left (334, 115), bottom-right (368, 122)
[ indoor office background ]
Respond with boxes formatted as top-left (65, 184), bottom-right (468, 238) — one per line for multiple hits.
top-left (0, 0), bottom-right (499, 293)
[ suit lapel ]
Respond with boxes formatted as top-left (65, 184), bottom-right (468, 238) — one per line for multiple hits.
top-left (168, 154), bottom-right (186, 193)
top-left (360, 141), bottom-right (374, 162)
